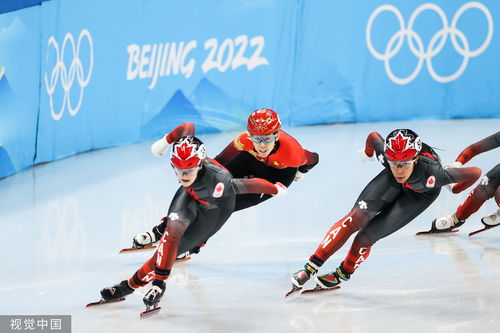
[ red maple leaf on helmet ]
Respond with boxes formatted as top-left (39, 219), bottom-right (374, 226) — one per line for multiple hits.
top-left (389, 133), bottom-right (408, 152)
top-left (176, 142), bottom-right (193, 159)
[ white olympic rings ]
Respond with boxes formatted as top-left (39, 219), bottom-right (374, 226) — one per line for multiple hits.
top-left (366, 2), bottom-right (493, 84)
top-left (45, 29), bottom-right (94, 120)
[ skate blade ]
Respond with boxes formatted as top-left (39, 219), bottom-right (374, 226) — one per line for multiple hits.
top-left (85, 297), bottom-right (125, 307)
top-left (285, 285), bottom-right (302, 297)
top-left (415, 229), bottom-right (459, 236)
top-left (469, 224), bottom-right (499, 237)
top-left (140, 305), bottom-right (161, 318)
top-left (301, 285), bottom-right (340, 294)
top-left (119, 245), bottom-right (157, 254)
top-left (175, 256), bottom-right (192, 262)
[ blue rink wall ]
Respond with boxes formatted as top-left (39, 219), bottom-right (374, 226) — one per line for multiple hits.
top-left (0, 0), bottom-right (499, 178)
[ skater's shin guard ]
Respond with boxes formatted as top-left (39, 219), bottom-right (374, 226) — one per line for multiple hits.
top-left (154, 224), bottom-right (184, 281)
top-left (456, 185), bottom-right (492, 221)
top-left (342, 240), bottom-right (372, 274)
top-left (312, 210), bottom-right (366, 262)
top-left (129, 254), bottom-right (157, 288)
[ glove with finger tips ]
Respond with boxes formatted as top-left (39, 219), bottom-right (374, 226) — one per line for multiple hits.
top-left (151, 135), bottom-right (170, 157)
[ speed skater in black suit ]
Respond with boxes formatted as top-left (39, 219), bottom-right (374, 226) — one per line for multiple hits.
top-left (287, 129), bottom-right (482, 295)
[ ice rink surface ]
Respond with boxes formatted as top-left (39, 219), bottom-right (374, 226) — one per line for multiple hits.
top-left (1, 119), bottom-right (499, 333)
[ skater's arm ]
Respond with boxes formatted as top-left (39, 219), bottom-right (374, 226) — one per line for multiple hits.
top-left (297, 150), bottom-right (319, 173)
top-left (151, 122), bottom-right (195, 157)
top-left (165, 122), bottom-right (195, 144)
top-left (445, 166), bottom-right (482, 194)
top-left (456, 131), bottom-right (500, 165)
top-left (232, 178), bottom-right (285, 195)
top-left (214, 141), bottom-right (240, 165)
top-left (364, 131), bottom-right (385, 158)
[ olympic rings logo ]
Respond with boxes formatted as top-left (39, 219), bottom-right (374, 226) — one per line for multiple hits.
top-left (44, 29), bottom-right (94, 120)
top-left (366, 2), bottom-right (493, 84)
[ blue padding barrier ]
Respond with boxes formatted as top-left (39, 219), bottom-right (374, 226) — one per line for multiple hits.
top-left (0, 0), bottom-right (499, 178)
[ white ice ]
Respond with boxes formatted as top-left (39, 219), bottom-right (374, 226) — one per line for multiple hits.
top-left (1, 119), bottom-right (499, 333)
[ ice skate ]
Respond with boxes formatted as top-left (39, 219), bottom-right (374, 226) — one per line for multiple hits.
top-left (302, 265), bottom-right (349, 294)
top-left (416, 214), bottom-right (464, 235)
top-left (100, 280), bottom-right (134, 301)
top-left (133, 226), bottom-right (163, 248)
top-left (141, 280), bottom-right (165, 317)
top-left (120, 227), bottom-right (164, 253)
top-left (469, 209), bottom-right (500, 236)
top-left (286, 263), bottom-right (318, 297)
top-left (482, 208), bottom-right (500, 227)
top-left (176, 251), bottom-right (192, 262)
top-left (87, 280), bottom-right (134, 307)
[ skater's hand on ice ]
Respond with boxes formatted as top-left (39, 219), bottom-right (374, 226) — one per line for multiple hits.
top-left (151, 135), bottom-right (170, 157)
top-left (273, 182), bottom-right (287, 196)
top-left (294, 170), bottom-right (304, 182)
top-left (358, 149), bottom-right (375, 162)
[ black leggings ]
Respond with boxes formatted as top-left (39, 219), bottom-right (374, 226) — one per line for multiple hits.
top-left (158, 187), bottom-right (235, 255)
top-left (351, 169), bottom-right (441, 247)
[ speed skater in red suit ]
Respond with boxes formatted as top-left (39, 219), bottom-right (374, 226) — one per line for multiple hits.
top-left (289, 129), bottom-right (482, 293)
top-left (100, 135), bottom-right (288, 307)
top-left (132, 109), bottom-right (319, 257)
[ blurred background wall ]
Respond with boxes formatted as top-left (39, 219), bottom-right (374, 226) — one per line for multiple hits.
top-left (0, 0), bottom-right (499, 178)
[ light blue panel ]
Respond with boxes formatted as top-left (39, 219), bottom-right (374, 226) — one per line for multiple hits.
top-left (4, 0), bottom-right (500, 173)
top-left (35, 0), bottom-right (296, 163)
top-left (292, 0), bottom-right (500, 124)
top-left (0, 6), bottom-right (40, 178)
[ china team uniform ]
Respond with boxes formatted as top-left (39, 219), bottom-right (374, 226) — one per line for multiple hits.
top-left (216, 130), bottom-right (319, 210)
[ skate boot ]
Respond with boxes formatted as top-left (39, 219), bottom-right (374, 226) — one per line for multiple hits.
top-left (100, 280), bottom-right (134, 301)
top-left (291, 263), bottom-right (318, 288)
top-left (315, 264), bottom-right (351, 289)
top-left (133, 226), bottom-right (163, 248)
top-left (430, 213), bottom-right (465, 233)
top-left (143, 279), bottom-right (166, 308)
top-left (481, 209), bottom-right (500, 227)
top-left (286, 263), bottom-right (318, 296)
top-left (175, 242), bottom-right (206, 261)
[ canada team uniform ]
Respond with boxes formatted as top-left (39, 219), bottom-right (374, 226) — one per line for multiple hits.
top-left (288, 129), bottom-right (481, 295)
top-left (431, 131), bottom-right (500, 235)
top-left (96, 136), bottom-right (284, 315)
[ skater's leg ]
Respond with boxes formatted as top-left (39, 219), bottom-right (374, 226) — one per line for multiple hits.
top-left (457, 164), bottom-right (500, 223)
top-left (310, 170), bottom-right (400, 266)
top-left (316, 189), bottom-right (440, 289)
top-left (290, 170), bottom-right (400, 289)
